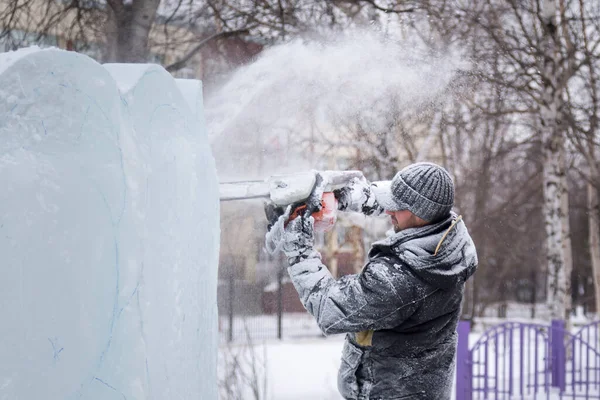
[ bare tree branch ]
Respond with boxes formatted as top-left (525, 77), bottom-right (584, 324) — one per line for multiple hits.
top-left (165, 28), bottom-right (250, 72)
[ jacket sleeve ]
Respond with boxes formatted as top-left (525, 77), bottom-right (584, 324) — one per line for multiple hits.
top-left (335, 181), bottom-right (385, 217)
top-left (286, 254), bottom-right (436, 335)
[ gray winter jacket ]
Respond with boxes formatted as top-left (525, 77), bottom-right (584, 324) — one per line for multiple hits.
top-left (286, 212), bottom-right (478, 399)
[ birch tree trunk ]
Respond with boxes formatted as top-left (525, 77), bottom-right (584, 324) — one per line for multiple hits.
top-left (541, 0), bottom-right (571, 320)
top-left (104, 0), bottom-right (161, 63)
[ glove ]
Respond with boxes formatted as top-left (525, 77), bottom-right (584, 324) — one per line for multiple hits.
top-left (282, 214), bottom-right (319, 265)
top-left (333, 177), bottom-right (383, 216)
top-left (264, 172), bottom-right (326, 258)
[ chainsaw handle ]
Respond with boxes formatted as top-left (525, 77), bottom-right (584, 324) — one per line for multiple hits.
top-left (288, 204), bottom-right (309, 223)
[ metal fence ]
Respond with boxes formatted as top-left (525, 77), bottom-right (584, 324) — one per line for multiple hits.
top-left (457, 320), bottom-right (600, 399)
top-left (218, 312), bottom-right (323, 344)
top-left (217, 268), bottom-right (324, 343)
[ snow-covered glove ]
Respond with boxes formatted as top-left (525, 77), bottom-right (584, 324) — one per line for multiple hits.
top-left (333, 177), bottom-right (383, 216)
top-left (282, 214), bottom-right (319, 265)
top-left (265, 172), bottom-right (326, 257)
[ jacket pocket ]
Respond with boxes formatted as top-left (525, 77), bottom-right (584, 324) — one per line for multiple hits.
top-left (337, 340), bottom-right (364, 399)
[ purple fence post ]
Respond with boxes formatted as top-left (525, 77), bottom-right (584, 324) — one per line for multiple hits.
top-left (456, 320), bottom-right (471, 400)
top-left (551, 319), bottom-right (566, 391)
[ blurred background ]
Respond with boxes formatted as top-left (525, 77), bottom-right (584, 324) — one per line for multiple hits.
top-left (3, 0), bottom-right (600, 398)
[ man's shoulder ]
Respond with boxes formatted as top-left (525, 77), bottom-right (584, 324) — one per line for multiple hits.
top-left (366, 252), bottom-right (446, 292)
top-left (364, 254), bottom-right (423, 283)
top-left (366, 250), bottom-right (402, 269)
top-left (359, 255), bottom-right (440, 309)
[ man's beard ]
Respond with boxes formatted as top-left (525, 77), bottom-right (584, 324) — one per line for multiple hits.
top-left (391, 216), bottom-right (401, 233)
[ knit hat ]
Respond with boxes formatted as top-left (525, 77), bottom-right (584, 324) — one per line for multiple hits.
top-left (371, 162), bottom-right (454, 222)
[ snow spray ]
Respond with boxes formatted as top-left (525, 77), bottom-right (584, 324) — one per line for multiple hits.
top-left (205, 27), bottom-right (465, 181)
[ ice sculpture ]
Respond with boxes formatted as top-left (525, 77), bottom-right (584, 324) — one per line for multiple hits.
top-left (0, 48), bottom-right (219, 399)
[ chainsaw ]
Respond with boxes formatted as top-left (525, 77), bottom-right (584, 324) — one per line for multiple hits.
top-left (219, 170), bottom-right (366, 253)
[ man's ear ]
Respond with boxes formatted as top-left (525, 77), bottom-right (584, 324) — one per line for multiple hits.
top-left (410, 212), bottom-right (429, 228)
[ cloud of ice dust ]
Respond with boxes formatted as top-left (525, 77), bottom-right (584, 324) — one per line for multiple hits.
top-left (205, 27), bottom-right (467, 181)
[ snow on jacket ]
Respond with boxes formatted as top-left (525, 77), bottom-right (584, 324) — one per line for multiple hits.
top-left (286, 212), bottom-right (478, 399)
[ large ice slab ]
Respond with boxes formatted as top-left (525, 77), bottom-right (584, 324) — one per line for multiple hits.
top-left (0, 48), bottom-right (219, 399)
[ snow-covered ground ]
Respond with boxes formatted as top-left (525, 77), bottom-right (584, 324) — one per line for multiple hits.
top-left (219, 336), bottom-right (344, 400)
top-left (260, 337), bottom-right (346, 400)
top-left (218, 334), bottom-right (485, 399)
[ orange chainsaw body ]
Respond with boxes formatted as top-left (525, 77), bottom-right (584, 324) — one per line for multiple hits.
top-left (288, 192), bottom-right (338, 231)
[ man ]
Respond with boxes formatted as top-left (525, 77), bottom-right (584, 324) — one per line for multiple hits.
top-left (273, 162), bottom-right (478, 400)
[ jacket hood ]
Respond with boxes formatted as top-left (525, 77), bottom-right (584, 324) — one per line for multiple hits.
top-left (369, 212), bottom-right (478, 290)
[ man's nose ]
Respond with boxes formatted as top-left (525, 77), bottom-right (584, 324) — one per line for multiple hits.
top-left (385, 210), bottom-right (394, 216)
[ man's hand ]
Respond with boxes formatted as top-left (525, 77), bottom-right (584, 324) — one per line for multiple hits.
top-left (333, 177), bottom-right (383, 216)
top-left (282, 214), bottom-right (318, 265)
top-left (265, 172), bottom-right (326, 257)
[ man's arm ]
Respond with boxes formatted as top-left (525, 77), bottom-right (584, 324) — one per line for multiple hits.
top-left (286, 254), bottom-right (435, 335)
top-left (274, 176), bottom-right (428, 335)
top-left (334, 177), bottom-right (384, 216)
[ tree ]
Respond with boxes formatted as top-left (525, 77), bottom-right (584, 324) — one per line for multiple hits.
top-left (538, 0), bottom-right (572, 321)
top-left (105, 0), bottom-right (161, 62)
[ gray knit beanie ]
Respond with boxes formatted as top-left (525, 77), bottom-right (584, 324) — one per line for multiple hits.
top-left (371, 162), bottom-right (454, 222)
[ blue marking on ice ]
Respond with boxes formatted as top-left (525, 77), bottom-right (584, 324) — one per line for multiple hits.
top-left (93, 377), bottom-right (127, 400)
top-left (78, 106), bottom-right (91, 140)
top-left (148, 103), bottom-right (191, 137)
top-left (118, 281), bottom-right (141, 319)
top-left (47, 337), bottom-right (63, 363)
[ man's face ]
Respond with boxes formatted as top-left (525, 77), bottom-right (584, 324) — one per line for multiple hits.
top-left (385, 210), bottom-right (428, 232)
